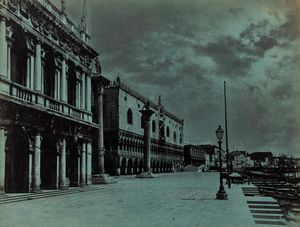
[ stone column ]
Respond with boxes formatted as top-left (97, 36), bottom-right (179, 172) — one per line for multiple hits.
top-left (32, 133), bottom-right (41, 192)
top-left (60, 57), bottom-right (67, 102)
top-left (136, 102), bottom-right (155, 178)
top-left (86, 75), bottom-right (91, 112)
top-left (86, 142), bottom-right (92, 185)
top-left (0, 16), bottom-right (7, 78)
top-left (91, 76), bottom-right (115, 184)
top-left (34, 42), bottom-right (42, 91)
top-left (0, 126), bottom-right (6, 192)
top-left (59, 139), bottom-right (67, 189)
top-left (7, 44), bottom-right (11, 80)
top-left (81, 72), bottom-right (86, 110)
top-left (80, 143), bottom-right (86, 186)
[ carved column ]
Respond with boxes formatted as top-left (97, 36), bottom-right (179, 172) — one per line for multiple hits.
top-left (32, 133), bottom-right (41, 192)
top-left (59, 139), bottom-right (67, 189)
top-left (34, 42), bottom-right (42, 91)
top-left (60, 57), bottom-right (67, 102)
top-left (0, 16), bottom-right (7, 78)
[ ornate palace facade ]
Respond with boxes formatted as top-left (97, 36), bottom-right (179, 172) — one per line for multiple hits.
top-left (103, 77), bottom-right (184, 175)
top-left (0, 0), bottom-right (99, 192)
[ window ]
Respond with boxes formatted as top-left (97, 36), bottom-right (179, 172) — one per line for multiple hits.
top-left (140, 115), bottom-right (144, 129)
top-left (127, 108), bottom-right (133, 125)
top-left (43, 52), bottom-right (56, 98)
top-left (166, 126), bottom-right (170, 137)
top-left (67, 64), bottom-right (77, 106)
top-left (173, 132), bottom-right (177, 143)
top-left (10, 30), bottom-right (27, 86)
top-left (152, 120), bottom-right (156, 133)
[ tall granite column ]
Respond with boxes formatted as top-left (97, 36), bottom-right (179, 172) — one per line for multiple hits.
top-left (136, 101), bottom-right (155, 178)
top-left (32, 133), bottom-right (41, 192)
top-left (91, 75), bottom-right (115, 184)
top-left (0, 16), bottom-right (7, 78)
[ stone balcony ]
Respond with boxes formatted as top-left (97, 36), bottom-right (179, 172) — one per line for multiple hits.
top-left (0, 76), bottom-right (93, 123)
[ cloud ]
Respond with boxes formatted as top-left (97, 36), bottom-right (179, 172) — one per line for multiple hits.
top-left (58, 0), bottom-right (300, 156)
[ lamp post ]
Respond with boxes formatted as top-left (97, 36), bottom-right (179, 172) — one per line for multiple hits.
top-left (216, 125), bottom-right (228, 200)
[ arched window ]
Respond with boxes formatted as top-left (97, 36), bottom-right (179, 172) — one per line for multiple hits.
top-left (173, 131), bottom-right (177, 143)
top-left (10, 29), bottom-right (27, 86)
top-left (43, 52), bottom-right (56, 98)
top-left (152, 120), bottom-right (156, 133)
top-left (127, 108), bottom-right (133, 125)
top-left (166, 126), bottom-right (170, 137)
top-left (67, 63), bottom-right (77, 106)
top-left (140, 115), bottom-right (144, 129)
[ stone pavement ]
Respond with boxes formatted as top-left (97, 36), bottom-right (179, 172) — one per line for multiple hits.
top-left (0, 172), bottom-right (269, 227)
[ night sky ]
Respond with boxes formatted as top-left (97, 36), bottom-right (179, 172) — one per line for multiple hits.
top-left (54, 0), bottom-right (300, 156)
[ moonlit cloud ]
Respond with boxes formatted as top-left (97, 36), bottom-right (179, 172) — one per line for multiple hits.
top-left (59, 0), bottom-right (300, 156)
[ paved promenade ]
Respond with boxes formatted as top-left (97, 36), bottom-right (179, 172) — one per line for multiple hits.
top-left (0, 172), bottom-right (264, 227)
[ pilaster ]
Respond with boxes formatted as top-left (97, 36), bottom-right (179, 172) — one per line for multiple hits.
top-left (34, 41), bottom-right (42, 91)
top-left (0, 126), bottom-right (6, 193)
top-left (0, 16), bottom-right (7, 78)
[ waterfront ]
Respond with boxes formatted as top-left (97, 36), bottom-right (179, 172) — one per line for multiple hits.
top-left (0, 172), bottom-right (257, 227)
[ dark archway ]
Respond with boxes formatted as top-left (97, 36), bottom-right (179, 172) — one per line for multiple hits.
top-left (127, 158), bottom-right (133, 175)
top-left (41, 133), bottom-right (59, 189)
top-left (10, 28), bottom-right (27, 86)
top-left (139, 159), bottom-right (143, 173)
top-left (133, 159), bottom-right (139, 174)
top-left (5, 124), bottom-right (30, 193)
top-left (121, 158), bottom-right (126, 175)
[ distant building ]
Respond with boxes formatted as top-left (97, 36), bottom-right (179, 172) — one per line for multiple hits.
top-left (229, 151), bottom-right (253, 169)
top-left (184, 145), bottom-right (206, 166)
top-left (103, 77), bottom-right (184, 175)
top-left (250, 152), bottom-right (273, 167)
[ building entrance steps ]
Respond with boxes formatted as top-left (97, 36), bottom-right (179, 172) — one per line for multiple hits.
top-left (0, 186), bottom-right (104, 204)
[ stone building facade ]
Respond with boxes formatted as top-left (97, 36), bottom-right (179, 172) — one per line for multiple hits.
top-left (184, 145), bottom-right (206, 167)
top-left (103, 77), bottom-right (184, 175)
top-left (0, 0), bottom-right (99, 192)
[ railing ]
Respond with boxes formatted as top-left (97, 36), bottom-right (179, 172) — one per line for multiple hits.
top-left (13, 86), bottom-right (33, 103)
top-left (1, 78), bottom-right (90, 122)
top-left (69, 106), bottom-right (82, 119)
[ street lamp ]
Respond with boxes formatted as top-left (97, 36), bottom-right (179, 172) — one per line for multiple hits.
top-left (216, 125), bottom-right (228, 200)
